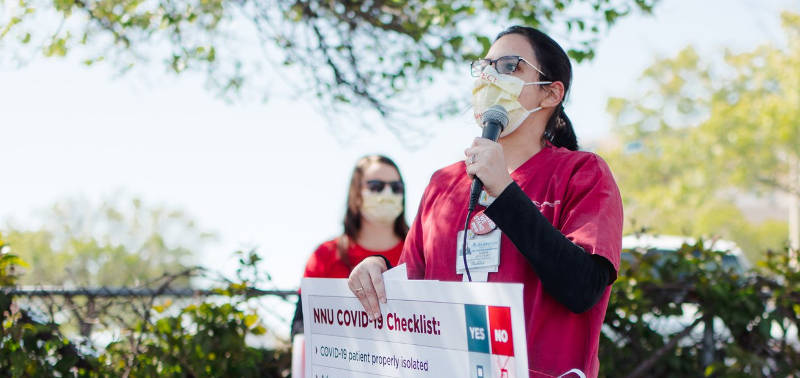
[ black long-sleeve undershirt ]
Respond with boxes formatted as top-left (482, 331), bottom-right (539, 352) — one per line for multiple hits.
top-left (483, 182), bottom-right (615, 314)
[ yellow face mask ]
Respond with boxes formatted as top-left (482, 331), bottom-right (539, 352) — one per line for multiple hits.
top-left (361, 191), bottom-right (403, 225)
top-left (472, 66), bottom-right (551, 137)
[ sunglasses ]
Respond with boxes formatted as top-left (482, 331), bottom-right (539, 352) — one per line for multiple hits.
top-left (470, 55), bottom-right (547, 77)
top-left (365, 180), bottom-right (404, 194)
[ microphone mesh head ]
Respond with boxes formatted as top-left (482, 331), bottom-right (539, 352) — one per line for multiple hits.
top-left (481, 105), bottom-right (509, 129)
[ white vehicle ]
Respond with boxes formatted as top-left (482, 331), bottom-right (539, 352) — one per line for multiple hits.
top-left (621, 234), bottom-right (751, 272)
top-left (618, 233), bottom-right (752, 339)
top-left (614, 233), bottom-right (797, 368)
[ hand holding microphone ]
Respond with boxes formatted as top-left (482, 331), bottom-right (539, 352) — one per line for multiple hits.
top-left (465, 105), bottom-right (513, 206)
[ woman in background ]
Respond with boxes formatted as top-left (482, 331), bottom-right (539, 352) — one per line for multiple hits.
top-left (291, 154), bottom-right (409, 336)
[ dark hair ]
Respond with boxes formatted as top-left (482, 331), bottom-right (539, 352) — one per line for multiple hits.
top-left (337, 155), bottom-right (409, 268)
top-left (496, 26), bottom-right (579, 151)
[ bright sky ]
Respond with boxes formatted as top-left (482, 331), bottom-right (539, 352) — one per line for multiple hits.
top-left (0, 0), bottom-right (796, 335)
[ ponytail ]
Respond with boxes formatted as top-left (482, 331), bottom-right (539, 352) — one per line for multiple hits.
top-left (544, 104), bottom-right (579, 151)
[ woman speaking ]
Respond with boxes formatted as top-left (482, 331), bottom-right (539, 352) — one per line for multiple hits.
top-left (347, 26), bottom-right (623, 378)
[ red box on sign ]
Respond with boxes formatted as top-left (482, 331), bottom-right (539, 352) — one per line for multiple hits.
top-left (488, 306), bottom-right (514, 357)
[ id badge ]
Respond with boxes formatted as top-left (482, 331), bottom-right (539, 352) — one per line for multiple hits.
top-left (456, 228), bottom-right (501, 274)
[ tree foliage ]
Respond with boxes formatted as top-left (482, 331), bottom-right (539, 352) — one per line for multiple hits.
top-left (1, 247), bottom-right (292, 377)
top-left (0, 234), bottom-right (26, 287)
top-left (601, 240), bottom-right (800, 377)
top-left (601, 12), bottom-right (800, 259)
top-left (0, 0), bottom-right (659, 120)
top-left (3, 195), bottom-right (215, 287)
top-left (4, 234), bottom-right (800, 376)
top-left (1, 234), bottom-right (102, 377)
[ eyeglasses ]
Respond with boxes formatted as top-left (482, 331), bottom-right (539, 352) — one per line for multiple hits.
top-left (470, 55), bottom-right (547, 78)
top-left (365, 180), bottom-right (404, 194)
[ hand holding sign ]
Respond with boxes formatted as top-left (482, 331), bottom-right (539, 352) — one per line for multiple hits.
top-left (348, 256), bottom-right (389, 321)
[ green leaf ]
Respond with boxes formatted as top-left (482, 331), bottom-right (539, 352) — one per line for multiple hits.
top-left (244, 314), bottom-right (258, 328)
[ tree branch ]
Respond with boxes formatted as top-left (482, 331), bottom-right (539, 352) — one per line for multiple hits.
top-left (624, 316), bottom-right (704, 378)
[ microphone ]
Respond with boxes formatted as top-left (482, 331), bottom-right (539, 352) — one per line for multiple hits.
top-left (469, 105), bottom-right (508, 210)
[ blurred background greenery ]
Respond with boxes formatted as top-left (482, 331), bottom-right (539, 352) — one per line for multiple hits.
top-left (2, 0), bottom-right (799, 376)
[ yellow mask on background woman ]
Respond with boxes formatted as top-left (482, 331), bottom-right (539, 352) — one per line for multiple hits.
top-left (472, 66), bottom-right (551, 137)
top-left (361, 191), bottom-right (403, 225)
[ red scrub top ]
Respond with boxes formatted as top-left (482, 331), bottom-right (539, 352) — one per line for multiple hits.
top-left (400, 144), bottom-right (623, 378)
top-left (304, 238), bottom-right (404, 279)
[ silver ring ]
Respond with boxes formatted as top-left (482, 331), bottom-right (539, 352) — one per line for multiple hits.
top-left (354, 287), bottom-right (364, 292)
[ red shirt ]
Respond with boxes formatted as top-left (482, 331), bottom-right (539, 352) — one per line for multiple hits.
top-left (400, 144), bottom-right (623, 378)
top-left (303, 238), bottom-right (404, 279)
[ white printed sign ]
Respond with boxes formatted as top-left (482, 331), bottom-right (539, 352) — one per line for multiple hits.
top-left (301, 276), bottom-right (528, 377)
